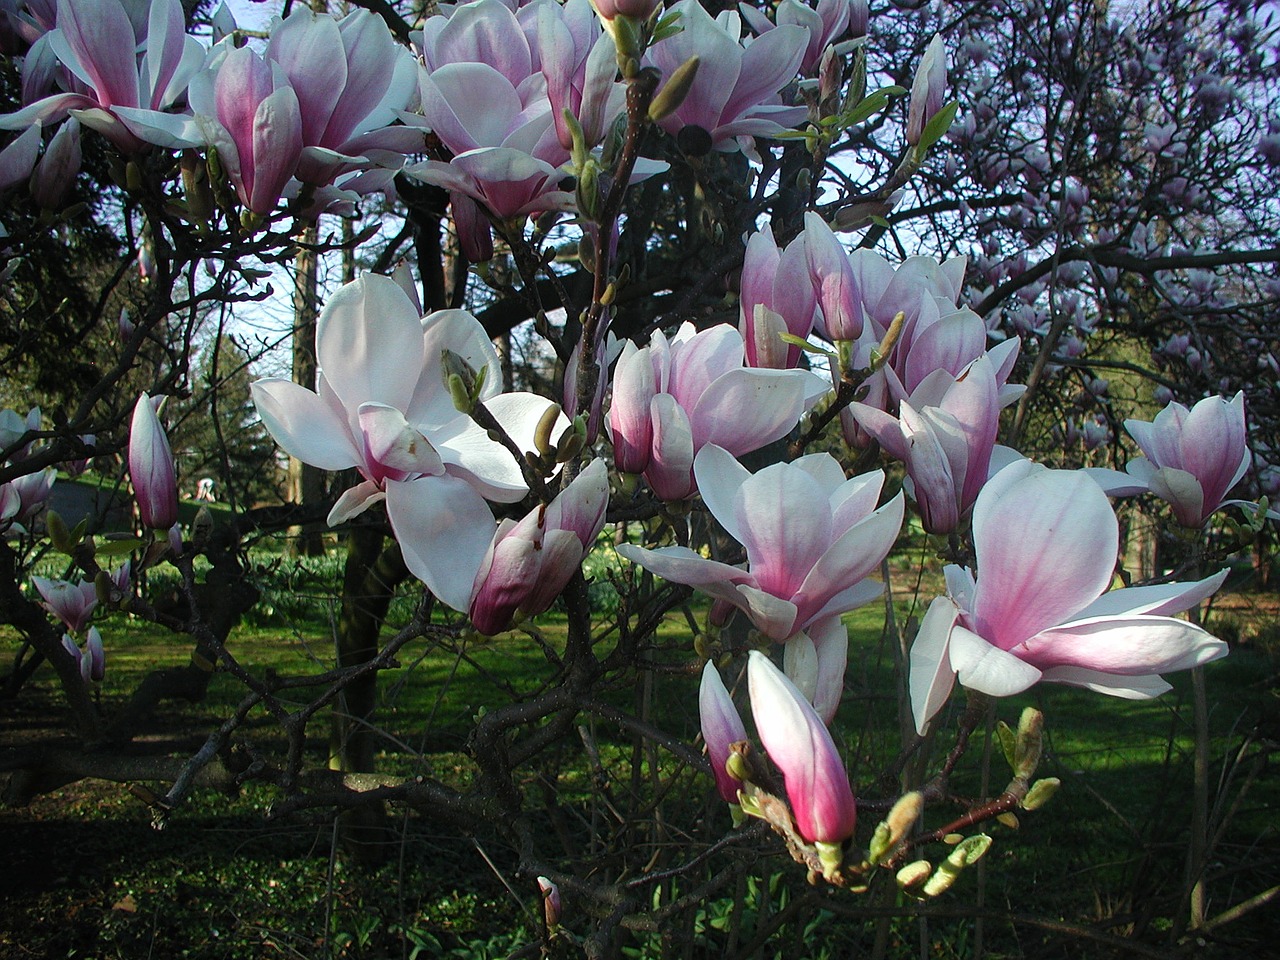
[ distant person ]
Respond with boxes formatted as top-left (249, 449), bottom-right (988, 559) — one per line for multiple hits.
top-left (195, 477), bottom-right (216, 502)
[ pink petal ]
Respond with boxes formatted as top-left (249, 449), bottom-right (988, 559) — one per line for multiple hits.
top-left (970, 467), bottom-right (1117, 650)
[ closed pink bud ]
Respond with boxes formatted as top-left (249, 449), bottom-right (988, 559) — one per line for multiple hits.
top-left (128, 392), bottom-right (178, 530)
top-left (83, 626), bottom-right (105, 682)
top-left (699, 661), bottom-right (748, 804)
top-left (906, 35), bottom-right (946, 146)
top-left (468, 459), bottom-right (609, 634)
top-left (590, 0), bottom-right (662, 22)
top-left (537, 876), bottom-right (562, 928)
top-left (28, 116), bottom-right (80, 209)
top-left (747, 651), bottom-right (856, 845)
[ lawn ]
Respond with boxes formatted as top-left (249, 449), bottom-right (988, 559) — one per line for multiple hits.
top-left (1, 542), bottom-right (1277, 959)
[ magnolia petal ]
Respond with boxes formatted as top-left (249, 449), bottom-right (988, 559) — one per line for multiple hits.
top-left (733, 462), bottom-right (831, 599)
top-left (692, 443), bottom-right (752, 544)
top-left (1146, 465), bottom-right (1207, 528)
top-left (387, 474), bottom-right (496, 612)
top-left (948, 624), bottom-right (1043, 698)
top-left (971, 467), bottom-right (1117, 650)
top-left (1016, 615), bottom-right (1228, 675)
top-left (327, 479), bottom-right (386, 525)
top-left (808, 614), bottom-right (848, 725)
top-left (783, 631), bottom-right (819, 705)
top-left (1037, 665), bottom-right (1173, 699)
top-left (734, 583), bottom-right (799, 640)
top-left (1071, 568), bottom-right (1228, 620)
top-left (910, 595), bottom-right (960, 735)
top-left (791, 493), bottom-right (904, 627)
top-left (251, 379), bottom-right (360, 470)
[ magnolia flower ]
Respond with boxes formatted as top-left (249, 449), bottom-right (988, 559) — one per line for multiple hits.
top-left (33, 575), bottom-right (96, 634)
top-left (590, 0), bottom-right (661, 24)
top-left (739, 223), bottom-right (816, 369)
top-left (607, 323), bottom-right (828, 499)
top-left (699, 660), bottom-right (748, 804)
top-left (645, 0), bottom-right (808, 153)
top-left (128, 392), bottom-right (178, 530)
top-left (469, 458), bottom-right (609, 634)
top-left (62, 625), bottom-right (104, 682)
top-left (0, 0), bottom-right (204, 152)
top-left (617, 444), bottom-right (903, 640)
top-left (265, 7), bottom-right (419, 186)
top-left (781, 614), bottom-right (847, 724)
top-left (251, 274), bottom-right (564, 611)
top-left (738, 0), bottom-right (857, 76)
top-left (910, 462), bottom-right (1229, 735)
top-left (4, 467), bottom-right (55, 526)
top-left (1124, 392), bottom-right (1250, 528)
top-left (848, 353), bottom-right (1006, 534)
top-left (537, 876), bottom-right (561, 928)
top-left (905, 34), bottom-right (945, 146)
top-left (748, 650), bottom-right (856, 846)
top-left (740, 214), bottom-right (858, 368)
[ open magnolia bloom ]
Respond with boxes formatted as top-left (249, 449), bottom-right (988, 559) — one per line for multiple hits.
top-left (910, 461), bottom-right (1229, 735)
top-left (251, 274), bottom-right (565, 611)
top-left (617, 444), bottom-right (903, 641)
top-left (1124, 392), bottom-right (1251, 529)
top-left (607, 323), bottom-right (829, 500)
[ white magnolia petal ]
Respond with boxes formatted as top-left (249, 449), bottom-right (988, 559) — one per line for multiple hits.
top-left (910, 595), bottom-right (960, 735)
top-left (251, 378), bottom-right (360, 470)
top-left (948, 625), bottom-right (1043, 698)
top-left (327, 480), bottom-right (386, 525)
top-left (386, 475), bottom-right (496, 611)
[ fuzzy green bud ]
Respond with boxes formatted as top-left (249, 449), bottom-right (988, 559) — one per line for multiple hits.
top-left (648, 56), bottom-right (700, 123)
top-left (1020, 777), bottom-right (1061, 811)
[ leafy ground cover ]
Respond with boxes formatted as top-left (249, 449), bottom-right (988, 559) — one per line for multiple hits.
top-left (1, 548), bottom-right (1277, 959)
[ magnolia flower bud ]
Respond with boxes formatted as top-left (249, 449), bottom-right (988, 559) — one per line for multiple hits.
top-left (128, 392), bottom-right (179, 530)
top-left (537, 876), bottom-right (561, 928)
top-left (699, 661), bottom-right (748, 805)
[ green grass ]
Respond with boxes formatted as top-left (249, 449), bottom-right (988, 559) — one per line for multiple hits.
top-left (2, 549), bottom-right (1278, 959)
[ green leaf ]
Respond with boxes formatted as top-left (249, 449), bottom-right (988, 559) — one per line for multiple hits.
top-left (844, 85), bottom-right (907, 125)
top-left (916, 100), bottom-right (959, 154)
top-left (778, 332), bottom-right (837, 359)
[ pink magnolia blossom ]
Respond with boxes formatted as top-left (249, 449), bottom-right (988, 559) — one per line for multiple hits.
top-left (739, 0), bottom-right (857, 76)
top-left (910, 461), bottom-right (1229, 735)
top-left (645, 0), bottom-right (808, 153)
top-left (62, 626), bottom-right (104, 682)
top-left (250, 274), bottom-right (564, 611)
top-left (848, 353), bottom-right (1007, 534)
top-left (905, 34), bottom-right (946, 146)
top-left (0, 0), bottom-right (204, 152)
top-left (1124, 392), bottom-right (1250, 528)
top-left (198, 45), bottom-right (303, 216)
top-left (128, 392), bottom-right (178, 530)
top-left (3, 467), bottom-right (55, 528)
top-left (590, 0), bottom-right (661, 23)
top-left (265, 7), bottom-right (419, 186)
top-left (747, 650), bottom-right (856, 845)
top-left (739, 223), bottom-right (816, 369)
top-left (617, 444), bottom-right (903, 640)
top-left (33, 576), bottom-right (97, 634)
top-left (606, 323), bottom-right (828, 499)
top-left (699, 661), bottom-right (748, 804)
top-left (469, 458), bottom-right (609, 634)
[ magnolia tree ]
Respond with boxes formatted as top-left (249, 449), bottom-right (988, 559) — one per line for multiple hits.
top-left (0, 0), bottom-right (1276, 953)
